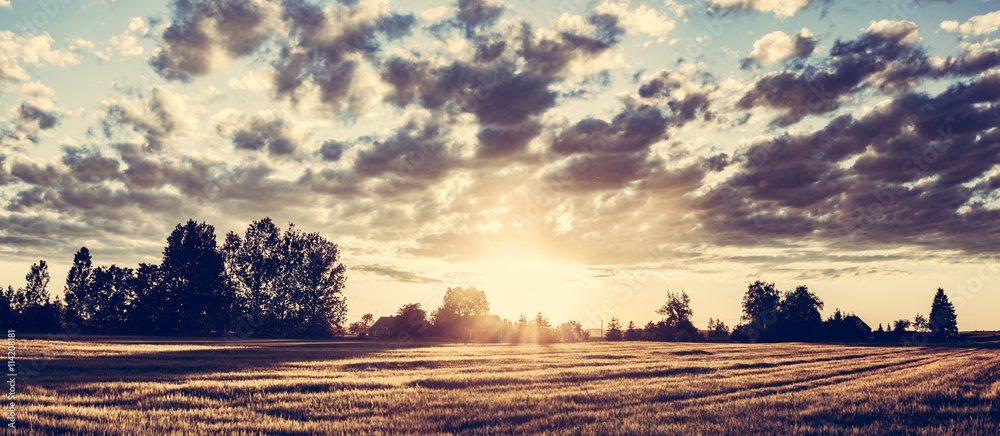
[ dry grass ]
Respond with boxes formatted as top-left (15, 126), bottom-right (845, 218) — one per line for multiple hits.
top-left (6, 337), bottom-right (999, 435)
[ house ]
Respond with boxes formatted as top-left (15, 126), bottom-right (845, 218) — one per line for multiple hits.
top-left (369, 316), bottom-right (397, 338)
top-left (457, 315), bottom-right (506, 342)
top-left (845, 315), bottom-right (872, 334)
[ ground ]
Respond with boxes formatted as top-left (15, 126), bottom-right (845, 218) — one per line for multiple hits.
top-left (7, 336), bottom-right (1000, 435)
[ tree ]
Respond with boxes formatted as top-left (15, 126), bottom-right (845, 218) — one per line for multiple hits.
top-left (928, 288), bottom-right (958, 338)
top-left (913, 314), bottom-right (929, 332)
top-left (275, 226), bottom-right (347, 336)
top-left (21, 260), bottom-right (50, 310)
top-left (657, 290), bottom-right (693, 327)
top-left (707, 318), bottom-right (730, 339)
top-left (741, 280), bottom-right (780, 323)
top-left (88, 265), bottom-right (136, 334)
top-left (0, 286), bottom-right (15, 327)
top-left (605, 317), bottom-right (623, 341)
top-left (893, 319), bottom-right (911, 332)
top-left (556, 320), bottom-right (588, 343)
top-left (778, 285), bottom-right (824, 341)
top-left (349, 313), bottom-right (375, 337)
top-left (623, 321), bottom-right (641, 341)
top-left (64, 247), bottom-right (93, 326)
top-left (739, 280), bottom-right (780, 342)
top-left (157, 220), bottom-right (232, 334)
top-left (127, 263), bottom-right (162, 333)
top-left (223, 218), bottom-right (282, 328)
top-left (393, 303), bottom-right (429, 339)
top-left (431, 287), bottom-right (490, 338)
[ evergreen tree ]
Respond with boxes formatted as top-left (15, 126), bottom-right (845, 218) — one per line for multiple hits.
top-left (64, 247), bottom-right (93, 327)
top-left (928, 288), bottom-right (958, 338)
top-left (605, 317), bottom-right (623, 341)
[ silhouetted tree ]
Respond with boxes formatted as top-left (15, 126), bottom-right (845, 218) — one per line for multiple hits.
top-left (349, 313), bottom-right (375, 337)
top-left (656, 290), bottom-right (700, 341)
top-left (275, 226), bottom-right (347, 336)
top-left (707, 318), bottom-right (730, 339)
top-left (21, 260), bottom-right (50, 310)
top-left (778, 285), bottom-right (824, 341)
top-left (893, 319), bottom-right (911, 333)
top-left (913, 314), bottom-right (929, 332)
top-left (89, 265), bottom-right (136, 334)
top-left (928, 288), bottom-right (958, 339)
top-left (431, 286), bottom-right (490, 338)
top-left (63, 247), bottom-right (93, 327)
top-left (605, 317), bottom-right (623, 341)
top-left (557, 320), bottom-right (588, 342)
top-left (393, 303), bottom-right (430, 339)
top-left (642, 321), bottom-right (660, 341)
top-left (223, 218), bottom-right (282, 330)
top-left (738, 280), bottom-right (780, 342)
top-left (128, 263), bottom-right (162, 333)
top-left (157, 220), bottom-right (232, 335)
top-left (0, 286), bottom-right (15, 327)
top-left (624, 321), bottom-right (641, 341)
top-left (17, 260), bottom-right (61, 332)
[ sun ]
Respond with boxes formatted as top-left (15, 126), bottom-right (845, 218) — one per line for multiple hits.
top-left (461, 252), bottom-right (591, 324)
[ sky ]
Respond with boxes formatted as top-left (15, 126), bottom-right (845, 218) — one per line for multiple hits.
top-left (2, 0), bottom-right (1000, 332)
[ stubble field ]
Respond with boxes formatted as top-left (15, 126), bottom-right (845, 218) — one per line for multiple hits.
top-left (6, 337), bottom-right (999, 435)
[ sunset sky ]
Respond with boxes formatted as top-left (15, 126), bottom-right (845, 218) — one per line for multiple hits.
top-left (2, 0), bottom-right (1000, 331)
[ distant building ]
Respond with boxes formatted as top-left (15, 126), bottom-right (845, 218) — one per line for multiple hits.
top-left (369, 316), bottom-right (397, 338)
top-left (457, 315), bottom-right (506, 342)
top-left (845, 315), bottom-right (872, 334)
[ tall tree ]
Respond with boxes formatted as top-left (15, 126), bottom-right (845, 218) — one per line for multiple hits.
top-left (22, 260), bottom-right (50, 310)
top-left (605, 317), bottom-right (623, 341)
top-left (128, 263), bottom-right (162, 333)
top-left (157, 220), bottom-right (232, 334)
top-left (223, 218), bottom-right (282, 326)
top-left (431, 286), bottom-right (490, 337)
top-left (392, 303), bottom-right (429, 339)
top-left (657, 290), bottom-right (693, 327)
top-left (89, 265), bottom-right (136, 334)
top-left (928, 288), bottom-right (958, 338)
top-left (741, 280), bottom-right (780, 324)
top-left (275, 226), bottom-right (347, 336)
top-left (64, 247), bottom-right (93, 326)
top-left (778, 285), bottom-right (824, 341)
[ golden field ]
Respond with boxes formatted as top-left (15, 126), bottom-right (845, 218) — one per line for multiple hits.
top-left (6, 337), bottom-right (999, 435)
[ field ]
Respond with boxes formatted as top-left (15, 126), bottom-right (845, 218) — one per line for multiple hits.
top-left (7, 336), bottom-right (1000, 435)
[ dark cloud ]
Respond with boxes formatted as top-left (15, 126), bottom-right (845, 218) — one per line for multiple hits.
top-left (456, 0), bottom-right (505, 28)
top-left (61, 146), bottom-right (121, 183)
top-left (150, 0), bottom-right (277, 81)
top-left (318, 140), bottom-right (346, 161)
top-left (100, 87), bottom-right (195, 152)
top-left (218, 111), bottom-right (301, 156)
top-left (475, 121), bottom-right (542, 159)
top-left (551, 106), bottom-right (668, 155)
top-left (353, 262), bottom-right (443, 284)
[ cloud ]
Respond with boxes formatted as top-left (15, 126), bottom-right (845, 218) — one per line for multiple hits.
top-left (353, 263), bottom-right (443, 284)
top-left (706, 0), bottom-right (812, 18)
top-left (100, 87), bottom-right (201, 152)
top-left (742, 28), bottom-right (816, 67)
top-left (0, 31), bottom-right (83, 84)
top-left (211, 109), bottom-right (305, 156)
top-left (594, 0), bottom-right (676, 42)
top-left (737, 20), bottom-right (1000, 126)
top-left (149, 0), bottom-right (279, 81)
top-left (941, 10), bottom-right (1000, 38)
top-left (0, 1), bottom-right (9, 9)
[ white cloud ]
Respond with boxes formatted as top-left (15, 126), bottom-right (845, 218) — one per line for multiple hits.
top-left (747, 28), bottom-right (814, 65)
top-left (419, 6), bottom-right (450, 22)
top-left (865, 20), bottom-right (921, 46)
top-left (110, 34), bottom-right (143, 58)
top-left (128, 17), bottom-right (150, 36)
top-left (0, 0), bottom-right (10, 9)
top-left (595, 0), bottom-right (675, 41)
top-left (0, 32), bottom-right (83, 85)
top-left (707, 0), bottom-right (811, 19)
top-left (941, 10), bottom-right (1000, 38)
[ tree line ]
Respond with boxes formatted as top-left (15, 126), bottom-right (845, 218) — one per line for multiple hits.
top-left (602, 281), bottom-right (959, 343)
top-left (2, 218), bottom-right (347, 337)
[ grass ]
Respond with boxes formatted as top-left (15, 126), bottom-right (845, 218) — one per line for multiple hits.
top-left (6, 336), bottom-right (999, 435)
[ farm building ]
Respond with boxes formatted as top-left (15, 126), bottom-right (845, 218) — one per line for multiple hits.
top-left (369, 316), bottom-right (397, 338)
